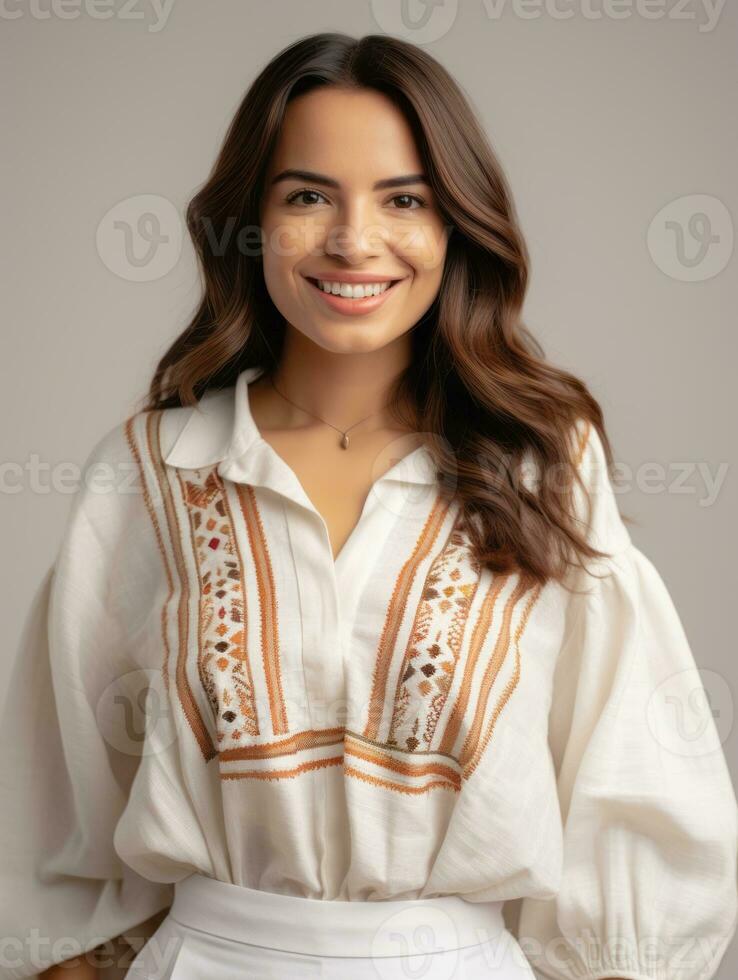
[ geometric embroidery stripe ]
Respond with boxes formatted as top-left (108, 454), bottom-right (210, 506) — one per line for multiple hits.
top-left (221, 570), bottom-right (536, 785)
top-left (149, 435), bottom-right (217, 762)
top-left (459, 576), bottom-right (531, 768)
top-left (219, 727), bottom-right (345, 762)
top-left (343, 763), bottom-right (458, 795)
top-left (148, 412), bottom-right (217, 761)
top-left (221, 755), bottom-right (343, 782)
top-left (462, 581), bottom-right (543, 777)
top-left (362, 493), bottom-right (454, 742)
top-left (218, 477), bottom-right (260, 738)
top-left (387, 509), bottom-right (480, 753)
top-left (235, 483), bottom-right (288, 736)
top-left (125, 412), bottom-right (174, 697)
top-left (170, 465), bottom-right (221, 761)
top-left (437, 572), bottom-right (510, 757)
top-left (182, 468), bottom-right (259, 747)
top-left (344, 736), bottom-right (461, 792)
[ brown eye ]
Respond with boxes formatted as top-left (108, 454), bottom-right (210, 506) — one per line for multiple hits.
top-left (285, 189), bottom-right (328, 207)
top-left (391, 194), bottom-right (425, 210)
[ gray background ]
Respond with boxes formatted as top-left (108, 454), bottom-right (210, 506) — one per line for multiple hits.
top-left (2, 1), bottom-right (736, 977)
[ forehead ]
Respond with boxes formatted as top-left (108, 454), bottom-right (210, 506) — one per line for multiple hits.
top-left (265, 86), bottom-right (424, 181)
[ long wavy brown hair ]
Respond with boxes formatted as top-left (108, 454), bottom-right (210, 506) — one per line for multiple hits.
top-left (141, 31), bottom-right (631, 588)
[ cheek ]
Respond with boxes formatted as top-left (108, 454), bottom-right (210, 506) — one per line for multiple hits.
top-left (262, 224), bottom-right (304, 271)
top-left (261, 227), bottom-right (308, 305)
top-left (395, 220), bottom-right (448, 276)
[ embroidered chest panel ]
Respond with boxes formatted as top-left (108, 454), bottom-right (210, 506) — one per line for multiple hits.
top-left (131, 411), bottom-right (543, 796)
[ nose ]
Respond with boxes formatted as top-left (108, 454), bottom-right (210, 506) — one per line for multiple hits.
top-left (323, 197), bottom-right (389, 265)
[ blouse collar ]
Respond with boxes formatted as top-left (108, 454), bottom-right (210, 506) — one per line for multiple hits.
top-left (163, 365), bottom-right (439, 497)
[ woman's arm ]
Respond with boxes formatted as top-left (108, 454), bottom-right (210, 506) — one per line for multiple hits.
top-left (0, 422), bottom-right (174, 979)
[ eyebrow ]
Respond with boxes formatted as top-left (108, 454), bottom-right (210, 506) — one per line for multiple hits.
top-left (269, 169), bottom-right (430, 191)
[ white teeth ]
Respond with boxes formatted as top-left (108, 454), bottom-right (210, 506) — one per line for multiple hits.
top-left (316, 279), bottom-right (392, 298)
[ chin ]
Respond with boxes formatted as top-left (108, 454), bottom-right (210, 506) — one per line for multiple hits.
top-left (302, 320), bottom-right (398, 355)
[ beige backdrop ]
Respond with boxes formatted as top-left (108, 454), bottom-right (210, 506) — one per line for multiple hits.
top-left (2, 1), bottom-right (736, 978)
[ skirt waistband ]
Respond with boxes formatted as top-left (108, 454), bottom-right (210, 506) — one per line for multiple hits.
top-left (170, 873), bottom-right (507, 958)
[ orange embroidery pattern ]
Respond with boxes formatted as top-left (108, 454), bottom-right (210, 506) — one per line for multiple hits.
top-left (387, 512), bottom-right (482, 753)
top-left (438, 573), bottom-right (509, 757)
top-left (364, 494), bottom-right (452, 741)
top-left (340, 580), bottom-right (541, 794)
top-left (348, 502), bottom-right (544, 794)
top-left (236, 483), bottom-right (288, 737)
top-left (179, 466), bottom-right (260, 748)
top-left (125, 411), bottom-right (174, 699)
top-left (128, 410), bottom-right (545, 791)
top-left (142, 410), bottom-right (218, 762)
top-left (463, 581), bottom-right (542, 778)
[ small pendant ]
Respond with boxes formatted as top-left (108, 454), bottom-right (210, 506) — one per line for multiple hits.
top-left (340, 433), bottom-right (350, 450)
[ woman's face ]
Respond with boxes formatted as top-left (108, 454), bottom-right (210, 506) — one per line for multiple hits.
top-left (259, 86), bottom-right (449, 355)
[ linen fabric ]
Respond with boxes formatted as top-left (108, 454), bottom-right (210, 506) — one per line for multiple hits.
top-left (1, 365), bottom-right (736, 980)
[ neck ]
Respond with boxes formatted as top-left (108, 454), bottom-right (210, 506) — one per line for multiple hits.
top-left (264, 324), bottom-right (416, 433)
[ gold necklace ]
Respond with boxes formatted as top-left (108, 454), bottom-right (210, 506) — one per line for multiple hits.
top-left (268, 376), bottom-right (387, 450)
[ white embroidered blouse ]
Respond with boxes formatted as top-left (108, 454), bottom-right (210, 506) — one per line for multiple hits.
top-left (1, 364), bottom-right (736, 980)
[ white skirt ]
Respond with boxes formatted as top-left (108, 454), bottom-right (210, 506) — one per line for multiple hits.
top-left (124, 873), bottom-right (536, 979)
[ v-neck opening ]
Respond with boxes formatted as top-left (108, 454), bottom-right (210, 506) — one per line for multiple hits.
top-left (254, 434), bottom-right (430, 571)
top-left (215, 364), bottom-right (440, 583)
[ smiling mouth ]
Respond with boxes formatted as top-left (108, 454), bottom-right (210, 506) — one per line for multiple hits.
top-left (304, 277), bottom-right (403, 298)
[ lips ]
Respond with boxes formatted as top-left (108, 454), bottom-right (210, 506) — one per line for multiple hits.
top-left (305, 277), bottom-right (402, 295)
top-left (301, 273), bottom-right (405, 315)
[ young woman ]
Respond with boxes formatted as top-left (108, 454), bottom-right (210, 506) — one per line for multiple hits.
top-left (3, 31), bottom-right (736, 980)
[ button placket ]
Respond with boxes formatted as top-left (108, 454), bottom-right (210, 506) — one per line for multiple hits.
top-left (285, 503), bottom-right (344, 729)
top-left (285, 484), bottom-right (406, 730)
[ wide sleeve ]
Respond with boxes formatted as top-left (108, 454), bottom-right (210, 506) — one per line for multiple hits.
top-left (516, 422), bottom-right (738, 980)
top-left (0, 419), bottom-right (173, 980)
